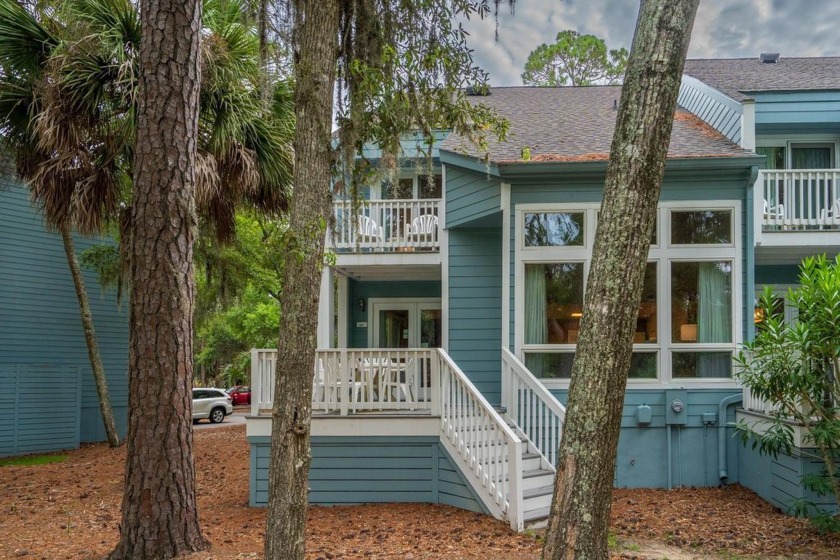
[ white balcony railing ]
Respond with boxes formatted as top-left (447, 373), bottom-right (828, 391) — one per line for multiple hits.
top-left (759, 169), bottom-right (840, 231)
top-left (331, 199), bottom-right (440, 252)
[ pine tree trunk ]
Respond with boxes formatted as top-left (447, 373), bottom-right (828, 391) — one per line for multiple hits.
top-left (59, 222), bottom-right (121, 448)
top-left (264, 0), bottom-right (339, 558)
top-left (109, 0), bottom-right (209, 556)
top-left (541, 2), bottom-right (698, 559)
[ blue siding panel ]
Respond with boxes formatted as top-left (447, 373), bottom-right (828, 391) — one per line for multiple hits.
top-left (446, 166), bottom-right (501, 228)
top-left (0, 176), bottom-right (129, 454)
top-left (247, 435), bottom-right (487, 514)
top-left (448, 228), bottom-right (502, 403)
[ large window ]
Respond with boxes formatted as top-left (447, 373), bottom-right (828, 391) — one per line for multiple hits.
top-left (517, 203), bottom-right (740, 384)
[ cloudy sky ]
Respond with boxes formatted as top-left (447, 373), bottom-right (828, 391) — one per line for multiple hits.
top-left (464, 0), bottom-right (839, 86)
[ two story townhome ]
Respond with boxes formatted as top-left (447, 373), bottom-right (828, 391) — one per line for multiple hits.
top-left (247, 56), bottom-right (840, 530)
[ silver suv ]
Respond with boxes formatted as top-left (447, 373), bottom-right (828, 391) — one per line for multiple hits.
top-left (192, 388), bottom-right (233, 424)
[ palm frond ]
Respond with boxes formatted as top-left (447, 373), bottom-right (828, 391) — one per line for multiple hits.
top-left (0, 0), bottom-right (58, 77)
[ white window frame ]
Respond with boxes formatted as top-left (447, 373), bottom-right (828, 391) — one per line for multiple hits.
top-left (368, 297), bottom-right (441, 348)
top-left (515, 201), bottom-right (741, 389)
top-left (755, 135), bottom-right (840, 170)
top-left (370, 169), bottom-right (442, 200)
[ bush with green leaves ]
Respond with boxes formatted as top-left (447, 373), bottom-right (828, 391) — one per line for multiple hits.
top-left (736, 255), bottom-right (840, 530)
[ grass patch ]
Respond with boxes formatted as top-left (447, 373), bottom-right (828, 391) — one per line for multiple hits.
top-left (0, 454), bottom-right (67, 467)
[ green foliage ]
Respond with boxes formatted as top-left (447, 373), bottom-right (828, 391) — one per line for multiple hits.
top-left (80, 244), bottom-right (121, 292)
top-left (521, 29), bottom-right (628, 87)
top-left (735, 255), bottom-right (840, 527)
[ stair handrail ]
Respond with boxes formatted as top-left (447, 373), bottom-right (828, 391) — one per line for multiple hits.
top-left (437, 348), bottom-right (524, 532)
top-left (501, 348), bottom-right (566, 469)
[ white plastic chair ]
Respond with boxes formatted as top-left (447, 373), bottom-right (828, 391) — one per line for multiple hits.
top-left (407, 214), bottom-right (438, 243)
top-left (356, 215), bottom-right (383, 244)
top-left (819, 199), bottom-right (840, 225)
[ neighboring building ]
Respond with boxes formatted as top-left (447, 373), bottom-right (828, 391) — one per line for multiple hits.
top-left (0, 167), bottom-right (128, 457)
top-left (246, 56), bottom-right (840, 529)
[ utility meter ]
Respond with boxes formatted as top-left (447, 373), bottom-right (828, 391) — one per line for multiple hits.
top-left (671, 399), bottom-right (684, 413)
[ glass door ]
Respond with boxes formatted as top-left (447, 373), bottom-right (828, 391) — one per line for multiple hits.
top-left (377, 308), bottom-right (410, 348)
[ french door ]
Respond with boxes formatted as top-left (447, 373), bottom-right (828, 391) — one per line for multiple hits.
top-left (369, 299), bottom-right (441, 349)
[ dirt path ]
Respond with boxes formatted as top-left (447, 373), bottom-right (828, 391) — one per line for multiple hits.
top-left (0, 425), bottom-right (836, 559)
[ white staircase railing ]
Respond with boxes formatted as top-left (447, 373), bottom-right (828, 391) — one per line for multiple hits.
top-left (501, 348), bottom-right (566, 469)
top-left (438, 348), bottom-right (524, 531)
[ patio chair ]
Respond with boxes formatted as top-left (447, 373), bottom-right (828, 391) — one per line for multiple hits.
top-left (819, 199), bottom-right (840, 225)
top-left (406, 214), bottom-right (438, 244)
top-left (356, 215), bottom-right (384, 244)
top-left (763, 199), bottom-right (786, 228)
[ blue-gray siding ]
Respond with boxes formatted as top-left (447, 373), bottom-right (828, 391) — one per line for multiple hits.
top-left (753, 91), bottom-right (840, 134)
top-left (678, 76), bottom-right (743, 145)
top-left (445, 166), bottom-right (501, 228)
top-left (552, 389), bottom-right (743, 488)
top-left (448, 228), bottom-right (503, 403)
top-left (249, 435), bottom-right (488, 513)
top-left (0, 178), bottom-right (128, 455)
top-left (739, 438), bottom-right (838, 515)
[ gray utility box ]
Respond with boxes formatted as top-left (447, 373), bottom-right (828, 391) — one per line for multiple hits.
top-left (665, 389), bottom-right (688, 425)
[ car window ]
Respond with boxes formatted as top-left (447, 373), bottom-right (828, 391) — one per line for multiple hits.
top-left (193, 389), bottom-right (208, 399)
top-left (208, 389), bottom-right (226, 399)
top-left (241, 387), bottom-right (250, 392)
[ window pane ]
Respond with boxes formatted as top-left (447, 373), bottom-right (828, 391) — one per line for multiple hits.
top-left (755, 146), bottom-right (785, 170)
top-left (524, 213), bottom-right (584, 247)
top-left (525, 352), bottom-right (574, 379)
top-left (524, 263), bottom-right (584, 344)
top-left (672, 352), bottom-right (733, 378)
top-left (419, 175), bottom-right (442, 199)
top-left (671, 210), bottom-right (732, 244)
top-left (526, 352), bottom-right (657, 379)
top-left (382, 178), bottom-right (413, 199)
top-left (791, 144), bottom-right (833, 169)
top-left (636, 263), bottom-right (657, 343)
top-left (629, 352), bottom-right (657, 379)
top-left (671, 262), bottom-right (732, 343)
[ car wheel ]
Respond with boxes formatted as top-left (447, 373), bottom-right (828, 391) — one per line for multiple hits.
top-left (209, 407), bottom-right (225, 424)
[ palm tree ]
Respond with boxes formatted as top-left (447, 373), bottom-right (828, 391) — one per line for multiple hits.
top-left (0, 0), bottom-right (294, 447)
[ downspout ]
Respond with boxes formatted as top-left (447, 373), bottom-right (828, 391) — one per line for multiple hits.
top-left (718, 394), bottom-right (743, 482)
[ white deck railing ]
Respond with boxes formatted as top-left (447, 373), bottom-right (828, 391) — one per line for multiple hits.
top-left (759, 169), bottom-right (840, 231)
top-left (250, 346), bottom-right (523, 530)
top-left (331, 199), bottom-right (440, 252)
top-left (741, 384), bottom-right (776, 416)
top-left (438, 349), bottom-right (523, 531)
top-left (501, 348), bottom-right (566, 469)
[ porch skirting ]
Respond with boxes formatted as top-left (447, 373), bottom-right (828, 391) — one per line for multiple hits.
top-left (248, 434), bottom-right (489, 514)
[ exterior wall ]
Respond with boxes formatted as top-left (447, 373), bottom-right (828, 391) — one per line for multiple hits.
top-left (755, 264), bottom-right (800, 285)
top-left (553, 389), bottom-right (743, 488)
top-left (0, 178), bottom-right (128, 455)
top-left (753, 91), bottom-right (840, 134)
top-left (445, 164), bottom-right (502, 228)
top-left (679, 75), bottom-right (743, 145)
top-left (249, 435), bottom-right (488, 512)
top-left (447, 228), bottom-right (503, 403)
top-left (347, 280), bottom-right (441, 348)
top-left (739, 437), bottom-right (838, 515)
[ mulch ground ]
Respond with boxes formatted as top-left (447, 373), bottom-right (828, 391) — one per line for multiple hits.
top-left (0, 424), bottom-right (837, 560)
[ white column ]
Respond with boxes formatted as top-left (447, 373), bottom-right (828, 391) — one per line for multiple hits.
top-left (317, 266), bottom-right (334, 348)
top-left (336, 274), bottom-right (349, 349)
top-left (741, 100), bottom-right (756, 151)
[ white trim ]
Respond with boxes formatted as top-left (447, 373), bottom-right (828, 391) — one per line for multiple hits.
top-left (741, 100), bottom-right (756, 151)
top-left (317, 267), bottom-right (334, 348)
top-left (514, 200), bottom-right (743, 390)
top-left (501, 182), bottom-right (511, 350)
top-left (245, 415), bottom-right (441, 438)
top-left (337, 274), bottom-right (349, 349)
top-left (441, 164), bottom-right (449, 351)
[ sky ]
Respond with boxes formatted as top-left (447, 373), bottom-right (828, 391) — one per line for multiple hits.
top-left (464, 0), bottom-right (840, 86)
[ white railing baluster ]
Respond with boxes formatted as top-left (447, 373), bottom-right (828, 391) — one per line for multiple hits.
top-left (501, 348), bottom-right (566, 471)
top-left (330, 199), bottom-right (441, 252)
top-left (758, 169), bottom-right (840, 231)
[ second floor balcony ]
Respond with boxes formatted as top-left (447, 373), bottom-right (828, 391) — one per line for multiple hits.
top-left (759, 169), bottom-right (840, 231)
top-left (331, 198), bottom-right (441, 253)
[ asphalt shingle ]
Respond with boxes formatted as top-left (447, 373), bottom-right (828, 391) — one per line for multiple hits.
top-left (683, 57), bottom-right (840, 102)
top-left (440, 86), bottom-right (752, 165)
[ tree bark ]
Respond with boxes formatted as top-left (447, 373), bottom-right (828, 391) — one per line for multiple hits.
top-left (264, 0), bottom-right (339, 558)
top-left (59, 221), bottom-right (121, 448)
top-left (541, 2), bottom-right (699, 559)
top-left (109, 0), bottom-right (209, 556)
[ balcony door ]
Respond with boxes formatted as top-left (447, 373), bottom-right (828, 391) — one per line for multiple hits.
top-left (370, 299), bottom-right (441, 349)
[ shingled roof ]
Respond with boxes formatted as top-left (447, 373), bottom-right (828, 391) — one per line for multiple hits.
top-left (683, 57), bottom-right (840, 102)
top-left (440, 86), bottom-right (753, 165)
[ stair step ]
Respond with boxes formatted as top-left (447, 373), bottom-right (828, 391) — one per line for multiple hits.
top-left (522, 468), bottom-right (554, 479)
top-left (524, 506), bottom-right (551, 523)
top-left (523, 484), bottom-right (554, 510)
top-left (522, 468), bottom-right (554, 491)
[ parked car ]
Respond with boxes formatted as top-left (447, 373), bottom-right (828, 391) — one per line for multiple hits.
top-left (192, 388), bottom-right (233, 423)
top-left (226, 385), bottom-right (251, 406)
